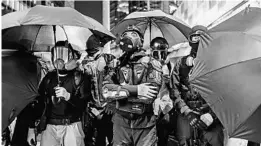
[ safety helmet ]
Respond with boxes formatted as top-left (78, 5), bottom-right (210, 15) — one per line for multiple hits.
top-left (119, 25), bottom-right (144, 53)
top-left (150, 37), bottom-right (169, 62)
top-left (86, 34), bottom-right (102, 57)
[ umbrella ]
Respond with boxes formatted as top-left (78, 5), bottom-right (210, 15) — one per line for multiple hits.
top-left (2, 5), bottom-right (115, 52)
top-left (111, 10), bottom-right (191, 49)
top-left (2, 50), bottom-right (39, 131)
top-left (189, 7), bottom-right (261, 143)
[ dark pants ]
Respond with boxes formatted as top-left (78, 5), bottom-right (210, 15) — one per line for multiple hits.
top-left (156, 111), bottom-right (178, 146)
top-left (157, 123), bottom-right (169, 146)
top-left (112, 124), bottom-right (157, 146)
top-left (95, 113), bottom-right (113, 146)
top-left (248, 141), bottom-right (260, 146)
top-left (175, 114), bottom-right (224, 146)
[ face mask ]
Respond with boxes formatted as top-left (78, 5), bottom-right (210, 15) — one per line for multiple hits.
top-left (151, 42), bottom-right (168, 63)
top-left (54, 58), bottom-right (65, 70)
top-left (52, 46), bottom-right (74, 71)
top-left (119, 31), bottom-right (142, 53)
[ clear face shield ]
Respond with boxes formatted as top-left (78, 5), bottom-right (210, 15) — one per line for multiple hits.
top-left (52, 46), bottom-right (72, 70)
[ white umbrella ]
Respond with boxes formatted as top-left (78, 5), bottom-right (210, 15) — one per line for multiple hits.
top-left (111, 10), bottom-right (191, 48)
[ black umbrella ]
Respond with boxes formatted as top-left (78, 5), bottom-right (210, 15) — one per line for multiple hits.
top-left (2, 51), bottom-right (39, 131)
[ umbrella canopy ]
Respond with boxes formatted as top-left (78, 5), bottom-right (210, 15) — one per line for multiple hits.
top-left (2, 51), bottom-right (39, 131)
top-left (189, 7), bottom-right (261, 143)
top-left (2, 5), bottom-right (115, 52)
top-left (111, 10), bottom-right (191, 49)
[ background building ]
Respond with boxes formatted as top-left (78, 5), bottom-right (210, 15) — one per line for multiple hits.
top-left (109, 0), bottom-right (179, 30)
top-left (173, 0), bottom-right (261, 29)
top-left (2, 0), bottom-right (74, 16)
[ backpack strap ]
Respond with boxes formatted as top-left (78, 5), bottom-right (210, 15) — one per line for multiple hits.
top-left (73, 70), bottom-right (84, 97)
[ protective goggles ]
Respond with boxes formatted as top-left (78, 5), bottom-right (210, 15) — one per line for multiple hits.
top-left (152, 50), bottom-right (167, 61)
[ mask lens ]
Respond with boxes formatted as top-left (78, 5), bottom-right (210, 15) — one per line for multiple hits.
top-left (53, 46), bottom-right (69, 63)
top-left (152, 51), bottom-right (159, 60)
top-left (160, 51), bottom-right (166, 60)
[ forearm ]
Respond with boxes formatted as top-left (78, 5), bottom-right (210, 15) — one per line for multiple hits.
top-left (102, 84), bottom-right (137, 101)
top-left (172, 85), bottom-right (191, 115)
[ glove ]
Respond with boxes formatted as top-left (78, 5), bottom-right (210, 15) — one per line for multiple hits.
top-left (186, 56), bottom-right (194, 66)
top-left (137, 83), bottom-right (158, 99)
top-left (200, 113), bottom-right (214, 127)
top-left (186, 111), bottom-right (207, 130)
top-left (55, 87), bottom-right (70, 101)
top-left (90, 107), bottom-right (103, 120)
top-left (27, 128), bottom-right (36, 146)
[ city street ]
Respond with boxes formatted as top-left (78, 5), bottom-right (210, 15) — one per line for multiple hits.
top-left (1, 0), bottom-right (261, 146)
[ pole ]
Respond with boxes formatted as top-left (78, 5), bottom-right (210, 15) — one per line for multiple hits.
top-left (102, 0), bottom-right (111, 54)
top-left (147, 0), bottom-right (150, 11)
top-left (53, 25), bottom-right (60, 86)
top-left (149, 18), bottom-right (152, 42)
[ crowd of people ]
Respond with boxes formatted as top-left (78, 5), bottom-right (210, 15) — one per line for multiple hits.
top-left (4, 24), bottom-right (259, 146)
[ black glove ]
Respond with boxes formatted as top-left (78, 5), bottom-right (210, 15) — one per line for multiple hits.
top-left (186, 111), bottom-right (207, 130)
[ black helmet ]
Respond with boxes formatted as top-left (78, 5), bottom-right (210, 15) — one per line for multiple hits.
top-left (86, 34), bottom-right (102, 57)
top-left (150, 37), bottom-right (169, 62)
top-left (119, 25), bottom-right (144, 53)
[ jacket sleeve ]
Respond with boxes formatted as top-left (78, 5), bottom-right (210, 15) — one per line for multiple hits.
top-left (170, 58), bottom-right (192, 115)
top-left (102, 68), bottom-right (138, 102)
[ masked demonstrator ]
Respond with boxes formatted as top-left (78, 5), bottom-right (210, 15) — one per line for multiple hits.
top-left (27, 41), bottom-right (90, 146)
top-left (149, 37), bottom-right (173, 146)
top-left (101, 25), bottom-right (168, 146)
top-left (170, 25), bottom-right (224, 146)
top-left (83, 34), bottom-right (115, 146)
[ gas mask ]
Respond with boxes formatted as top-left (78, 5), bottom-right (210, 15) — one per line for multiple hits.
top-left (119, 30), bottom-right (143, 53)
top-left (51, 44), bottom-right (77, 72)
top-left (151, 43), bottom-right (168, 63)
top-left (189, 31), bottom-right (201, 58)
top-left (150, 37), bottom-right (169, 64)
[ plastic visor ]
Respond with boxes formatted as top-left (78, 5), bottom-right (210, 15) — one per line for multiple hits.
top-left (52, 46), bottom-right (71, 63)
